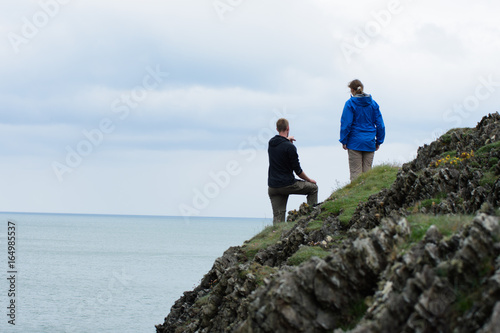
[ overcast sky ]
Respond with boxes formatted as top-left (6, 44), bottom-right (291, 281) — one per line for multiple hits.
top-left (1, 0), bottom-right (499, 218)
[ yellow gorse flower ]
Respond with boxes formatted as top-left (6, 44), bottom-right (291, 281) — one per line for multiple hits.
top-left (430, 150), bottom-right (474, 168)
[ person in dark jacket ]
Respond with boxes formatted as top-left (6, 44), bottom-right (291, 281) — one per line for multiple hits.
top-left (268, 118), bottom-right (318, 224)
top-left (340, 79), bottom-right (385, 181)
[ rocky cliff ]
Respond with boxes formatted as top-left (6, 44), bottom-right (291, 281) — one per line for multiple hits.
top-left (156, 113), bottom-right (500, 333)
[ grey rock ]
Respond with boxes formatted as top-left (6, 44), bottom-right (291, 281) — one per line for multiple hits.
top-left (156, 113), bottom-right (500, 333)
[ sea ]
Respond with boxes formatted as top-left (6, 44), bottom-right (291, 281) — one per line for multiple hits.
top-left (0, 212), bottom-right (271, 333)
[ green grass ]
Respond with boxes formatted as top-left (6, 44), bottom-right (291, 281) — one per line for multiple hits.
top-left (305, 219), bottom-right (324, 232)
top-left (420, 198), bottom-right (441, 209)
top-left (476, 141), bottom-right (500, 156)
top-left (454, 291), bottom-right (475, 314)
top-left (242, 222), bottom-right (295, 259)
top-left (450, 257), bottom-right (496, 318)
top-left (406, 214), bottom-right (473, 243)
top-left (240, 262), bottom-right (277, 286)
top-left (469, 161), bottom-right (481, 168)
top-left (440, 150), bottom-right (457, 158)
top-left (338, 298), bottom-right (368, 331)
top-left (442, 127), bottom-right (472, 137)
top-left (242, 165), bottom-right (399, 261)
top-left (439, 127), bottom-right (471, 144)
top-left (194, 293), bottom-right (210, 306)
top-left (287, 246), bottom-right (330, 266)
top-left (418, 192), bottom-right (448, 209)
top-left (479, 171), bottom-right (499, 187)
top-left (321, 164), bottom-right (399, 225)
top-left (440, 133), bottom-right (452, 144)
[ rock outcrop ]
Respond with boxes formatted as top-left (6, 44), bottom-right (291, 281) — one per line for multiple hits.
top-left (156, 113), bottom-right (500, 333)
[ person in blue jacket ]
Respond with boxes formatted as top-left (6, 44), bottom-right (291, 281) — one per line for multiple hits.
top-left (340, 79), bottom-right (385, 181)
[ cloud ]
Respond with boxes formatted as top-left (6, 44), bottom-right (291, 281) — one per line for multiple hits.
top-left (1, 0), bottom-right (500, 216)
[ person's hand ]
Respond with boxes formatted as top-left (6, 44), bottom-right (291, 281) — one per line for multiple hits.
top-left (309, 178), bottom-right (317, 184)
top-left (342, 144), bottom-right (347, 150)
top-left (287, 136), bottom-right (296, 142)
top-left (376, 144), bottom-right (380, 151)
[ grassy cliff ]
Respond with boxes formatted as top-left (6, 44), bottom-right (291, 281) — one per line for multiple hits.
top-left (156, 113), bottom-right (500, 333)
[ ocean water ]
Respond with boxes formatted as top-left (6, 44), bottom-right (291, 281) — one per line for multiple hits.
top-left (0, 212), bottom-right (270, 333)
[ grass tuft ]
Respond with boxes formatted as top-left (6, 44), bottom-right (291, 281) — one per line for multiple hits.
top-left (406, 214), bottom-right (473, 243)
top-left (240, 262), bottom-right (277, 286)
top-left (476, 141), bottom-right (500, 156)
top-left (287, 246), bottom-right (330, 266)
top-left (321, 164), bottom-right (399, 224)
top-left (479, 171), bottom-right (499, 187)
top-left (338, 298), bottom-right (368, 330)
top-left (306, 219), bottom-right (324, 232)
top-left (242, 222), bottom-right (295, 259)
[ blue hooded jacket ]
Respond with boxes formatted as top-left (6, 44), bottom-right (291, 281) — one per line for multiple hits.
top-left (339, 94), bottom-right (385, 152)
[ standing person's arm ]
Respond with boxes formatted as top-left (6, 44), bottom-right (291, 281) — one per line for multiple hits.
top-left (340, 102), bottom-right (353, 150)
top-left (374, 103), bottom-right (385, 150)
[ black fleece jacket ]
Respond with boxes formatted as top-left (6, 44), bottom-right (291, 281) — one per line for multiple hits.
top-left (267, 135), bottom-right (303, 188)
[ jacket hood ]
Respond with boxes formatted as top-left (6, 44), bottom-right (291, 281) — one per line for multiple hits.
top-left (269, 135), bottom-right (289, 147)
top-left (350, 93), bottom-right (372, 107)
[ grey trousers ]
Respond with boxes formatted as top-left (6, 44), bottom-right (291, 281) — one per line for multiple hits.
top-left (348, 149), bottom-right (375, 181)
top-left (268, 181), bottom-right (318, 224)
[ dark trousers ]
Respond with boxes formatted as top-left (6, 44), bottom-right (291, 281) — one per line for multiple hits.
top-left (268, 181), bottom-right (318, 224)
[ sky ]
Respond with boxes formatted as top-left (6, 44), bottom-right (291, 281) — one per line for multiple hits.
top-left (0, 0), bottom-right (499, 219)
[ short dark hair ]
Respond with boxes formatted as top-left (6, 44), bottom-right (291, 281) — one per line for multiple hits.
top-left (276, 118), bottom-right (289, 132)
